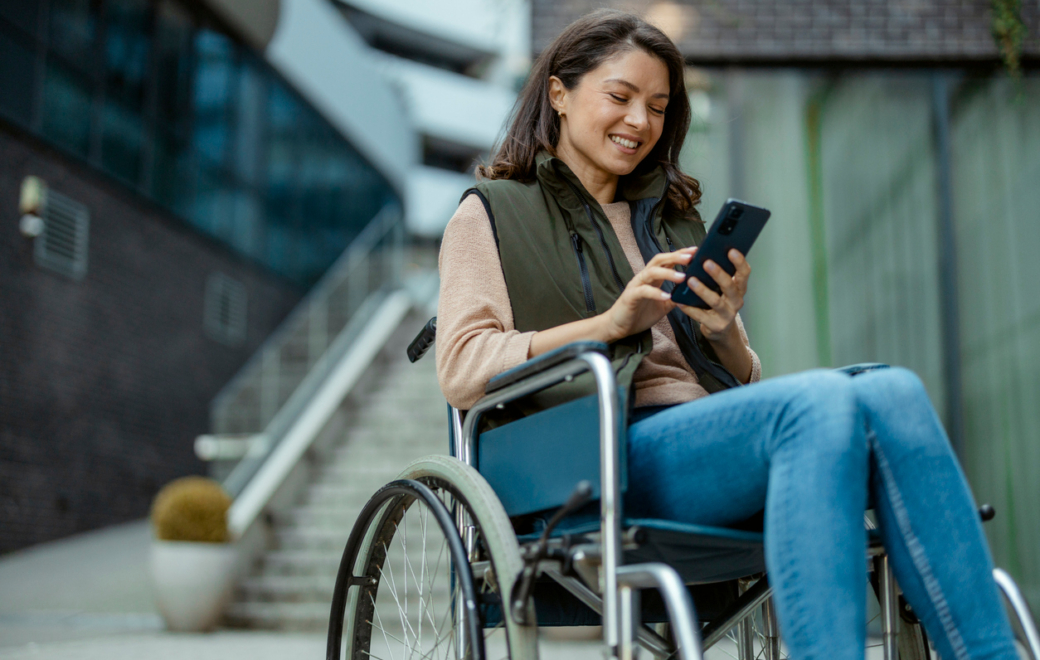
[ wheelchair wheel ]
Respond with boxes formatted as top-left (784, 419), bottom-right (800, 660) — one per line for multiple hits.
top-left (329, 454), bottom-right (538, 660)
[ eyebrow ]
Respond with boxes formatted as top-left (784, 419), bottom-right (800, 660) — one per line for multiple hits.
top-left (603, 78), bottom-right (670, 100)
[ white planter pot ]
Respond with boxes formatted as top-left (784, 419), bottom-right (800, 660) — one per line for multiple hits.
top-left (150, 540), bottom-right (239, 631)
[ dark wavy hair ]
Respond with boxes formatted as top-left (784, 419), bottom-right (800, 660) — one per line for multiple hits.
top-left (478, 9), bottom-right (702, 213)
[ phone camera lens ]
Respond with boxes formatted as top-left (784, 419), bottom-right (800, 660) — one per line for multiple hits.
top-left (728, 207), bottom-right (744, 220)
top-left (719, 218), bottom-right (737, 236)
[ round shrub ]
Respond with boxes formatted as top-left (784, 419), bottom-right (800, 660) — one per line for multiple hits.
top-left (151, 476), bottom-right (232, 543)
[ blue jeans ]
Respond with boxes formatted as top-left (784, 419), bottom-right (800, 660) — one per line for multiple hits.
top-left (626, 368), bottom-right (1016, 660)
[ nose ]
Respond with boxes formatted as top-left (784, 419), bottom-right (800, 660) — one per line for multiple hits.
top-left (625, 105), bottom-right (649, 132)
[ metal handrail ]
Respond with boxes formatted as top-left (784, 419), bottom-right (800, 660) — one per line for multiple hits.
top-left (208, 203), bottom-right (405, 495)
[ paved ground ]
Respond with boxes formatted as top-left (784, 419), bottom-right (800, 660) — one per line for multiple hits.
top-left (0, 521), bottom-right (605, 660)
top-left (0, 519), bottom-right (907, 660)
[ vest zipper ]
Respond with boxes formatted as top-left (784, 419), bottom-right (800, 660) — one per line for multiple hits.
top-left (570, 233), bottom-right (596, 313)
top-left (565, 181), bottom-right (626, 292)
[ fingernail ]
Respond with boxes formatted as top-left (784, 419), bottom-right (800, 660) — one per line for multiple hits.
top-left (705, 261), bottom-right (715, 271)
top-left (661, 291), bottom-right (671, 299)
top-left (690, 279), bottom-right (700, 289)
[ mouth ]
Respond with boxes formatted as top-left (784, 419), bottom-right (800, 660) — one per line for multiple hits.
top-left (609, 134), bottom-right (642, 152)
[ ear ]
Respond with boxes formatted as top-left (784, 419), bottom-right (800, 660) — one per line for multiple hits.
top-left (548, 76), bottom-right (568, 114)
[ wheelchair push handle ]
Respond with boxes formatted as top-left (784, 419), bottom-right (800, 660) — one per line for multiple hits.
top-left (407, 317), bottom-right (437, 363)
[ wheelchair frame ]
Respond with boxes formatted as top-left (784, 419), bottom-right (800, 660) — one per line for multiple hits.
top-left (330, 330), bottom-right (1040, 660)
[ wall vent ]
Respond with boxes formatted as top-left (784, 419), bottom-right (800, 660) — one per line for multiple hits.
top-left (34, 190), bottom-right (90, 280)
top-left (204, 273), bottom-right (248, 346)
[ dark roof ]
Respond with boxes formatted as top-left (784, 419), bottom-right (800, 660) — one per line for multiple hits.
top-left (531, 0), bottom-right (1040, 65)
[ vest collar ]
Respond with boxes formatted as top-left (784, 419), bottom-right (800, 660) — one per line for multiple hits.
top-left (534, 151), bottom-right (669, 208)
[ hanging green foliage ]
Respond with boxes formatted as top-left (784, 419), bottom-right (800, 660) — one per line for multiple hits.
top-left (991, 0), bottom-right (1026, 78)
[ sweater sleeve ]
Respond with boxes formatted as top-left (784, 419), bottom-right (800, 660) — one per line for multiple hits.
top-left (436, 195), bottom-right (535, 409)
top-left (735, 314), bottom-right (762, 384)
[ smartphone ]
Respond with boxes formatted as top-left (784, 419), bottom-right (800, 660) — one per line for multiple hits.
top-left (670, 199), bottom-right (771, 308)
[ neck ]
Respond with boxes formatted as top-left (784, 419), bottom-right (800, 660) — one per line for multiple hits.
top-left (554, 143), bottom-right (618, 206)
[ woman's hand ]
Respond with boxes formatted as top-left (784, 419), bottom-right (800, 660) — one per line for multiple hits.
top-left (676, 248), bottom-right (751, 342)
top-left (600, 248), bottom-right (695, 342)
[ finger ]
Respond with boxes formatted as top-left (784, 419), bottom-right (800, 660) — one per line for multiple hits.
top-left (639, 266), bottom-right (688, 287)
top-left (676, 305), bottom-right (724, 336)
top-left (686, 276), bottom-right (723, 308)
top-left (729, 249), bottom-right (751, 290)
top-left (647, 248), bottom-right (696, 268)
top-left (631, 284), bottom-right (677, 304)
top-left (702, 260), bottom-right (738, 299)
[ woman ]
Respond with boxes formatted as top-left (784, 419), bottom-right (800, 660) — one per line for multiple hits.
top-left (436, 10), bottom-right (1017, 660)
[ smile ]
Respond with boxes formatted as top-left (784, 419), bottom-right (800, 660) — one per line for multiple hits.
top-left (609, 135), bottom-right (641, 150)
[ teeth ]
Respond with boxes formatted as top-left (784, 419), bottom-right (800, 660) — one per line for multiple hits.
top-left (610, 135), bottom-right (639, 149)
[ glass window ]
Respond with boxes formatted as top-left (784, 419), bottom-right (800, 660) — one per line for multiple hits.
top-left (151, 127), bottom-right (193, 215)
top-left (48, 0), bottom-right (99, 74)
top-left (41, 60), bottom-right (93, 157)
top-left (101, 99), bottom-right (144, 183)
top-left (21, 0), bottom-right (401, 287)
top-left (154, 1), bottom-right (193, 135)
top-left (100, 0), bottom-right (151, 184)
top-left (0, 0), bottom-right (41, 37)
top-left (103, 0), bottom-right (150, 109)
top-left (192, 27), bottom-right (236, 168)
top-left (0, 25), bottom-right (37, 126)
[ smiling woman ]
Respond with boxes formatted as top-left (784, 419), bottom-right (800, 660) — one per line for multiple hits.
top-left (435, 9), bottom-right (1020, 660)
top-left (477, 9), bottom-right (701, 215)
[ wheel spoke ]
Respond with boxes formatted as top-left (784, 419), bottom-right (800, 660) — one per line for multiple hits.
top-left (369, 591), bottom-right (399, 660)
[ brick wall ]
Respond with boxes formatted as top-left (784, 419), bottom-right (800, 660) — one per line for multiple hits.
top-left (0, 126), bottom-right (303, 554)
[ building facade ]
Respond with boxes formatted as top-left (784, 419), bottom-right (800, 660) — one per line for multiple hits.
top-left (0, 0), bottom-right (404, 553)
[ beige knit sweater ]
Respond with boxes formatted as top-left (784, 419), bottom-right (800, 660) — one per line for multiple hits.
top-left (436, 194), bottom-right (762, 410)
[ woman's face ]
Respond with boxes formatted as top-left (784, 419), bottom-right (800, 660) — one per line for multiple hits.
top-left (550, 48), bottom-right (670, 185)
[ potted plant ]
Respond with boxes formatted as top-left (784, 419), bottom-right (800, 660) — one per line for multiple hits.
top-left (149, 476), bottom-right (237, 631)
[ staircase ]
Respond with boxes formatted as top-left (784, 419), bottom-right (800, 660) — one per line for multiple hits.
top-left (225, 322), bottom-right (448, 630)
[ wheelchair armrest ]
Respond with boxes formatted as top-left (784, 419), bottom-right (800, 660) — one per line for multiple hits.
top-left (485, 341), bottom-right (609, 394)
top-left (836, 363), bottom-right (890, 377)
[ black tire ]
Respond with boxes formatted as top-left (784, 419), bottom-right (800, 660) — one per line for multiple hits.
top-left (329, 456), bottom-right (537, 660)
top-left (327, 478), bottom-right (484, 660)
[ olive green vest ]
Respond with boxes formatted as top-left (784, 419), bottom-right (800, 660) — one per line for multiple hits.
top-left (464, 152), bottom-right (739, 424)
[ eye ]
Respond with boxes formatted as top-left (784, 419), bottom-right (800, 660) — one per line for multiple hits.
top-left (649, 105), bottom-right (666, 116)
top-left (609, 93), bottom-right (628, 103)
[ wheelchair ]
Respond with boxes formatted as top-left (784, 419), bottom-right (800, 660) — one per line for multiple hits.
top-left (326, 318), bottom-right (1040, 660)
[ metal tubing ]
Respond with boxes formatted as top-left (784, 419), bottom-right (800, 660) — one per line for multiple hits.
top-left (737, 618), bottom-right (754, 660)
top-left (762, 597), bottom-right (781, 660)
top-left (737, 580), bottom-right (754, 660)
top-left (460, 359), bottom-right (596, 466)
top-left (542, 566), bottom-right (674, 657)
top-left (585, 352), bottom-right (623, 653)
top-left (459, 351), bottom-right (623, 651)
top-left (617, 563), bottom-right (704, 660)
top-left (993, 568), bottom-right (1040, 659)
top-left (879, 555), bottom-right (899, 660)
top-left (620, 585), bottom-right (639, 660)
top-left (449, 407), bottom-right (465, 460)
top-left (700, 578), bottom-right (772, 649)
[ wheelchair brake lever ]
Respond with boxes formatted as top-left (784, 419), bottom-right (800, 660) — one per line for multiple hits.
top-left (510, 481), bottom-right (594, 625)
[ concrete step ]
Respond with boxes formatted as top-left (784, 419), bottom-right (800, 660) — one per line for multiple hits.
top-left (262, 549), bottom-right (343, 576)
top-left (231, 317), bottom-right (451, 630)
top-left (238, 574), bottom-right (334, 602)
top-left (225, 601), bottom-right (330, 631)
top-left (275, 526), bottom-right (353, 551)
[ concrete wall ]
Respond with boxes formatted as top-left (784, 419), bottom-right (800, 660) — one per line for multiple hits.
top-left (0, 126), bottom-right (302, 554)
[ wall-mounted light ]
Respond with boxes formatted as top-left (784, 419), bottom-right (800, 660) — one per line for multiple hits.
top-left (19, 176), bottom-right (46, 238)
